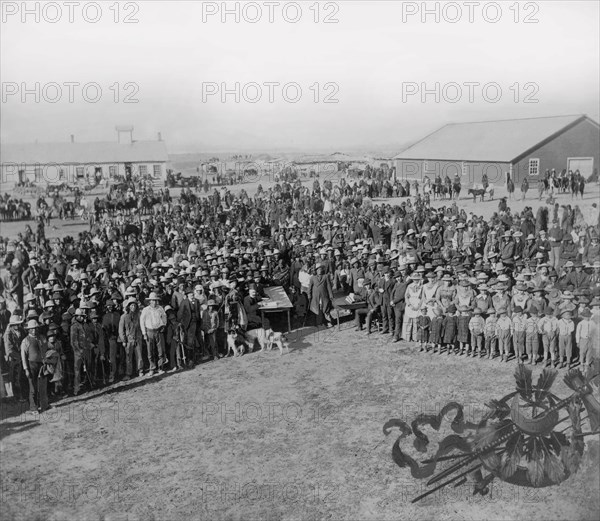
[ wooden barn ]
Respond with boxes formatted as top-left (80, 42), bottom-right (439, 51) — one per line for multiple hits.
top-left (394, 114), bottom-right (599, 186)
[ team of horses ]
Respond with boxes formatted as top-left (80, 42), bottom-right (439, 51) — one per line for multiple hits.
top-left (0, 196), bottom-right (32, 221)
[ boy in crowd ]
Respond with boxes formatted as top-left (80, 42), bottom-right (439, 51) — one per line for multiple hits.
top-left (557, 310), bottom-right (575, 369)
top-left (538, 306), bottom-right (559, 367)
top-left (496, 308), bottom-right (513, 363)
top-left (525, 306), bottom-right (541, 365)
top-left (511, 305), bottom-right (527, 363)
top-left (468, 308), bottom-right (485, 358)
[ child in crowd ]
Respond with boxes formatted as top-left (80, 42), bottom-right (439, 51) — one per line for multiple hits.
top-left (442, 304), bottom-right (457, 355)
top-left (484, 310), bottom-right (498, 359)
top-left (468, 308), bottom-right (485, 358)
top-left (538, 306), bottom-right (559, 367)
top-left (429, 306), bottom-right (444, 354)
top-left (203, 299), bottom-right (220, 361)
top-left (417, 306), bottom-right (431, 352)
top-left (511, 305), bottom-right (527, 363)
top-left (496, 308), bottom-right (513, 363)
top-left (525, 306), bottom-right (541, 365)
top-left (557, 310), bottom-right (575, 369)
top-left (457, 305), bottom-right (471, 356)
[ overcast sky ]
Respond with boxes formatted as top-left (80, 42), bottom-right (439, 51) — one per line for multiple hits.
top-left (1, 0), bottom-right (598, 153)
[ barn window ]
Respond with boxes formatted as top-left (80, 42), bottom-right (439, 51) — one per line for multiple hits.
top-left (76, 167), bottom-right (85, 178)
top-left (528, 158), bottom-right (540, 176)
top-left (153, 164), bottom-right (162, 177)
top-left (139, 165), bottom-right (147, 175)
top-left (34, 166), bottom-right (43, 182)
top-left (109, 165), bottom-right (117, 177)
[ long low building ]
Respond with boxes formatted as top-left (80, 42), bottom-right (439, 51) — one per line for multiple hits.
top-left (0, 126), bottom-right (170, 189)
top-left (394, 114), bottom-right (599, 186)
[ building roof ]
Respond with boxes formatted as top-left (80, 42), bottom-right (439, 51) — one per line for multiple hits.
top-left (394, 115), bottom-right (597, 163)
top-left (1, 140), bottom-right (169, 165)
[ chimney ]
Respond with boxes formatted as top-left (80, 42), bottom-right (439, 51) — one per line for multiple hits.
top-left (115, 125), bottom-right (134, 144)
top-left (70, 134), bottom-right (75, 143)
top-left (158, 132), bottom-right (162, 141)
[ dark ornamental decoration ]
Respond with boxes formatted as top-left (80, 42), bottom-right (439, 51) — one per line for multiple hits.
top-left (383, 362), bottom-right (600, 503)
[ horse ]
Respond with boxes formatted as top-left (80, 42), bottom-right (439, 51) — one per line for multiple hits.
top-left (468, 187), bottom-right (487, 202)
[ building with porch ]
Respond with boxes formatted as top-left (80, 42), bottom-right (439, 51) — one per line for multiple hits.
top-left (0, 126), bottom-right (170, 189)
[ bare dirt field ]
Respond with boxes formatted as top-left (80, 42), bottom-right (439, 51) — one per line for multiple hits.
top-left (1, 179), bottom-right (599, 521)
top-left (1, 326), bottom-right (599, 521)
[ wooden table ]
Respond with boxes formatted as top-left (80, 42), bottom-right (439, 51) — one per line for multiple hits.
top-left (332, 295), bottom-right (367, 331)
top-left (259, 286), bottom-right (293, 332)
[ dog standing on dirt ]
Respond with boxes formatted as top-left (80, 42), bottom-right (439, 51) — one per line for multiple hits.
top-left (226, 330), bottom-right (250, 357)
top-left (245, 328), bottom-right (290, 355)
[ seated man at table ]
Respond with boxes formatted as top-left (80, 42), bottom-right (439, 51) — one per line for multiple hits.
top-left (354, 280), bottom-right (379, 332)
top-left (244, 284), bottom-right (270, 330)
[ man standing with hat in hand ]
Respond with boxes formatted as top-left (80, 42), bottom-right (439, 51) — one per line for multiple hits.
top-left (20, 319), bottom-right (48, 411)
top-left (140, 292), bottom-right (168, 375)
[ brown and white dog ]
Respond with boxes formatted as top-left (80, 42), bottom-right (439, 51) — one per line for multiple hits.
top-left (244, 328), bottom-right (290, 355)
top-left (266, 330), bottom-right (290, 355)
top-left (226, 331), bottom-right (250, 357)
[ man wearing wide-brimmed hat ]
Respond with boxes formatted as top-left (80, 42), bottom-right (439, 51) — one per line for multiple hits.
top-left (119, 298), bottom-right (144, 379)
top-left (71, 308), bottom-right (90, 395)
top-left (576, 308), bottom-right (597, 367)
top-left (4, 315), bottom-right (26, 401)
top-left (20, 319), bottom-right (48, 411)
top-left (140, 292), bottom-right (168, 375)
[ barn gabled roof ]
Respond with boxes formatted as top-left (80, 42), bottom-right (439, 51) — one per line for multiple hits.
top-left (394, 114), bottom-right (598, 163)
top-left (0, 140), bottom-right (169, 165)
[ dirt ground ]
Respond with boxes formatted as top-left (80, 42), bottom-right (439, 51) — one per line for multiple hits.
top-left (1, 180), bottom-right (599, 521)
top-left (1, 324), bottom-right (599, 521)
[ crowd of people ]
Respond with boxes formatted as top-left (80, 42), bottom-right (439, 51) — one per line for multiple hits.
top-left (1, 171), bottom-right (599, 414)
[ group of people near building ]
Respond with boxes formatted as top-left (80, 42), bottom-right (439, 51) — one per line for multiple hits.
top-left (1, 172), bottom-right (599, 413)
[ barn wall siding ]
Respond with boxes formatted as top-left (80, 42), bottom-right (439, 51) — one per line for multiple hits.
top-left (512, 119), bottom-right (600, 184)
top-left (395, 159), bottom-right (509, 186)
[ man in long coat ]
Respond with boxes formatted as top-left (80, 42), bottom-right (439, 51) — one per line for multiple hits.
top-left (308, 263), bottom-right (334, 327)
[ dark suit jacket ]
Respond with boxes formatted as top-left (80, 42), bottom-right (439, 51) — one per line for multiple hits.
top-left (308, 274), bottom-right (334, 315)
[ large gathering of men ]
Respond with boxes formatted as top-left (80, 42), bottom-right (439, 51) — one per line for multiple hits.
top-left (1, 168), bottom-right (599, 414)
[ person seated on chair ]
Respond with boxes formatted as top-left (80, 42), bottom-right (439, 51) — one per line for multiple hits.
top-left (243, 284), bottom-right (269, 330)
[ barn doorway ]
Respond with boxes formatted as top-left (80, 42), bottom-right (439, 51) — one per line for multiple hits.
top-left (567, 157), bottom-right (594, 180)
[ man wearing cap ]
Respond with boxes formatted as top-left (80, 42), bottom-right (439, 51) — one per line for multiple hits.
top-left (140, 292), bottom-right (168, 375)
top-left (20, 319), bottom-right (48, 411)
top-left (4, 315), bottom-right (27, 402)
